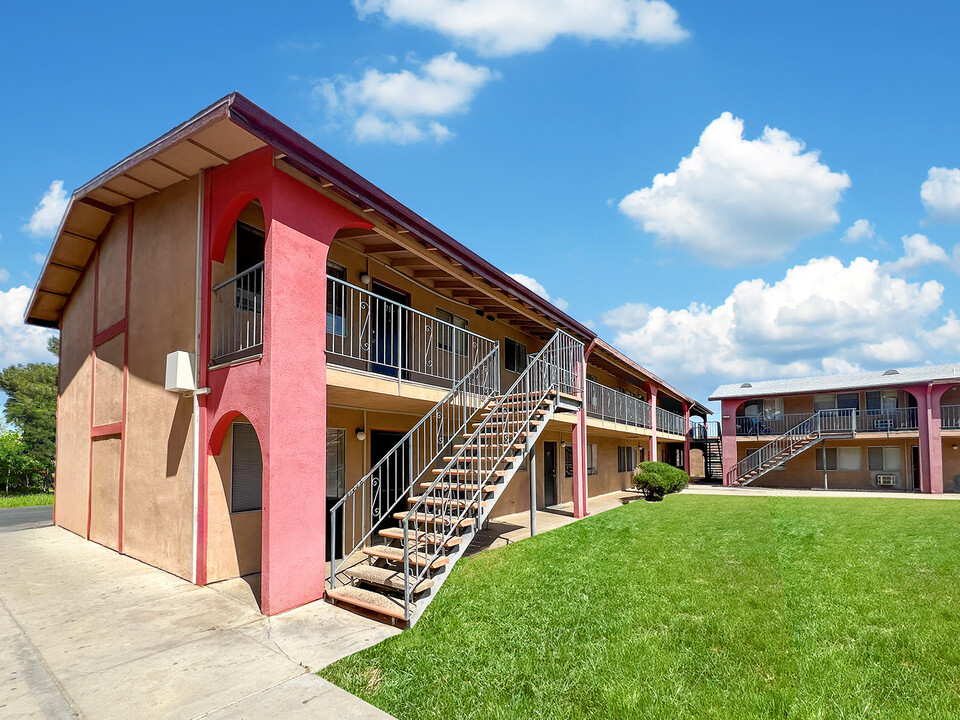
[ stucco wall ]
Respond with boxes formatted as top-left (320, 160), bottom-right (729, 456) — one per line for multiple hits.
top-left (943, 439), bottom-right (960, 493)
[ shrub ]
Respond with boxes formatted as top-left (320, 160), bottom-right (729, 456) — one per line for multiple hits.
top-left (632, 461), bottom-right (689, 501)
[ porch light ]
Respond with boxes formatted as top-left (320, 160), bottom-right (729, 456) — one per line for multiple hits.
top-left (560, 441), bottom-right (567, 448)
top-left (953, 444), bottom-right (958, 451)
top-left (355, 428), bottom-right (367, 441)
top-left (359, 272), bottom-right (371, 285)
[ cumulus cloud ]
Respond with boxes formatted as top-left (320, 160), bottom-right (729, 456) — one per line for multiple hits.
top-left (508, 273), bottom-right (569, 311)
top-left (602, 256), bottom-right (951, 388)
top-left (618, 113), bottom-right (850, 266)
top-left (0, 268), bottom-right (9, 283)
top-left (0, 286), bottom-right (56, 367)
top-left (841, 218), bottom-right (875, 244)
top-left (22, 180), bottom-right (69, 238)
top-left (317, 52), bottom-right (497, 144)
top-left (881, 234), bottom-right (949, 275)
top-left (352, 0), bottom-right (689, 56)
top-left (31, 253), bottom-right (46, 265)
top-left (920, 167), bottom-right (960, 223)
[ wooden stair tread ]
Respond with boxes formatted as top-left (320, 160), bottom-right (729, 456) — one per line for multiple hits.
top-left (466, 432), bottom-right (528, 439)
top-left (378, 527), bottom-right (462, 547)
top-left (455, 443), bottom-right (524, 451)
top-left (442, 455), bottom-right (519, 463)
top-left (363, 545), bottom-right (449, 568)
top-left (407, 496), bottom-right (487, 509)
top-left (394, 512), bottom-right (476, 528)
top-left (432, 468), bottom-right (508, 477)
top-left (419, 482), bottom-right (497, 494)
top-left (327, 586), bottom-right (406, 622)
top-left (345, 564), bottom-right (434, 593)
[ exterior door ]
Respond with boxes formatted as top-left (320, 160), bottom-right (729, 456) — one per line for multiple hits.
top-left (370, 430), bottom-right (410, 535)
top-left (325, 429), bottom-right (345, 561)
top-left (543, 442), bottom-right (557, 506)
top-left (371, 282), bottom-right (410, 377)
top-left (911, 445), bottom-right (921, 491)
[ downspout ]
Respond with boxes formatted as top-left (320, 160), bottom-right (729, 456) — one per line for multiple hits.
top-left (191, 173), bottom-right (204, 584)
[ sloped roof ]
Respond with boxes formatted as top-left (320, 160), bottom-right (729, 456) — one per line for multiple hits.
top-left (710, 363), bottom-right (960, 400)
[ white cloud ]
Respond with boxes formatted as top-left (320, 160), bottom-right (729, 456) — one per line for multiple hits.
top-left (353, 0), bottom-right (689, 56)
top-left (841, 218), bottom-right (875, 244)
top-left (920, 167), bottom-right (960, 223)
top-left (31, 253), bottom-right (46, 265)
top-left (0, 268), bottom-right (8, 283)
top-left (0, 286), bottom-right (56, 367)
top-left (317, 52), bottom-right (497, 144)
top-left (508, 272), bottom-right (569, 311)
top-left (602, 255), bottom-right (950, 389)
top-left (22, 180), bottom-right (69, 238)
top-left (881, 234), bottom-right (949, 275)
top-left (618, 112), bottom-right (850, 266)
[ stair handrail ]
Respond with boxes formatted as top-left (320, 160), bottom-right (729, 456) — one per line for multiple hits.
top-left (400, 329), bottom-right (584, 618)
top-left (328, 345), bottom-right (500, 590)
top-left (727, 411), bottom-right (822, 485)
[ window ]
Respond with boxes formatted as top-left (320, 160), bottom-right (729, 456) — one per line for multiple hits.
top-left (231, 423), bottom-right (262, 513)
top-left (436, 308), bottom-right (469, 355)
top-left (837, 392), bottom-right (860, 410)
top-left (326, 262), bottom-right (348, 337)
top-left (813, 394), bottom-right (837, 412)
top-left (564, 445), bottom-right (573, 478)
top-left (505, 337), bottom-right (527, 373)
top-left (815, 447), bottom-right (862, 471)
top-left (236, 222), bottom-right (264, 274)
top-left (587, 373), bottom-right (598, 383)
top-left (868, 447), bottom-right (901, 472)
top-left (865, 390), bottom-right (898, 412)
top-left (743, 397), bottom-right (783, 419)
top-left (234, 222), bottom-right (265, 313)
top-left (326, 429), bottom-right (346, 498)
top-left (562, 444), bottom-right (596, 477)
top-left (588, 444), bottom-right (598, 475)
top-left (618, 446), bottom-right (638, 472)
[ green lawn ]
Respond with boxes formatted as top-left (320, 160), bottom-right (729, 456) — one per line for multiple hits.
top-left (321, 495), bottom-right (960, 719)
top-left (0, 492), bottom-right (54, 508)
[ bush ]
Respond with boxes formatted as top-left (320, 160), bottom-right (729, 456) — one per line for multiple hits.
top-left (632, 461), bottom-right (689, 501)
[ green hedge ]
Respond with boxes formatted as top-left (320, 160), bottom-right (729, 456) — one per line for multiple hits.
top-left (632, 461), bottom-right (689, 501)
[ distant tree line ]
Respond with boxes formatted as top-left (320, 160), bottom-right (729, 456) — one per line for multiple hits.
top-left (0, 337), bottom-right (57, 495)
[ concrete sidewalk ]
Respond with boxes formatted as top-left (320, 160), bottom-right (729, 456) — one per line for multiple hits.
top-left (0, 526), bottom-right (399, 720)
top-left (682, 484), bottom-right (960, 499)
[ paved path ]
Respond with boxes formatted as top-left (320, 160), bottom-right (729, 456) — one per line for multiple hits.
top-left (682, 485), bottom-right (960, 499)
top-left (0, 505), bottom-right (53, 533)
top-left (0, 526), bottom-right (399, 720)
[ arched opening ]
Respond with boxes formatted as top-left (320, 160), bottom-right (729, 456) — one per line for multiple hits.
top-left (210, 201), bottom-right (266, 366)
top-left (206, 414), bottom-right (264, 608)
top-left (940, 384), bottom-right (960, 492)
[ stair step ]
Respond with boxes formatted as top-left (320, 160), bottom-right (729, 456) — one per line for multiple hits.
top-left (345, 564), bottom-right (434, 594)
top-left (481, 409), bottom-right (548, 419)
top-left (326, 586), bottom-right (406, 622)
top-left (419, 482), bottom-right (497, 494)
top-left (363, 545), bottom-right (449, 568)
top-left (466, 432), bottom-right (528, 439)
top-left (378, 527), bottom-right (463, 547)
top-left (454, 443), bottom-right (525, 451)
top-left (407, 495), bottom-right (486, 510)
top-left (441, 455), bottom-right (520, 464)
top-left (395, 512), bottom-right (476, 528)
top-left (432, 468), bottom-right (509, 477)
top-left (471, 420), bottom-right (543, 429)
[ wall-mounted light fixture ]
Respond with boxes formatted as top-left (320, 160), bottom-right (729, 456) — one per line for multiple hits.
top-left (560, 440), bottom-right (567, 448)
top-left (359, 272), bottom-right (371, 285)
top-left (355, 428), bottom-right (367, 441)
top-left (953, 443), bottom-right (958, 451)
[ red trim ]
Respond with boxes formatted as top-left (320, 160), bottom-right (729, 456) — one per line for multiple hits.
top-left (91, 422), bottom-right (123, 438)
top-left (118, 207), bottom-right (133, 552)
top-left (86, 249), bottom-right (100, 540)
top-left (94, 318), bottom-right (127, 347)
top-left (196, 168), bottom-right (213, 586)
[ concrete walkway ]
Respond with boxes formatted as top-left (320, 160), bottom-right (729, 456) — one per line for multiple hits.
top-left (682, 484), bottom-right (960, 499)
top-left (0, 525), bottom-right (399, 720)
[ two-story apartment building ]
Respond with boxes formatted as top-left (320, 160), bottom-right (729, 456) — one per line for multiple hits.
top-left (711, 365), bottom-right (960, 492)
top-left (25, 93), bottom-right (708, 624)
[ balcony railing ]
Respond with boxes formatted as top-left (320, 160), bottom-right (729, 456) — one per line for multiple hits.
top-left (943, 405), bottom-right (960, 430)
top-left (585, 381), bottom-right (652, 429)
top-left (326, 276), bottom-right (499, 391)
top-left (736, 408), bottom-right (929, 437)
top-left (212, 262), bottom-right (264, 365)
top-left (689, 421), bottom-right (721, 440)
top-left (657, 407), bottom-right (686, 436)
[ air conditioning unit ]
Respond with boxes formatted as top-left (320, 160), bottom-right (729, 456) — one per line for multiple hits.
top-left (876, 473), bottom-right (896, 487)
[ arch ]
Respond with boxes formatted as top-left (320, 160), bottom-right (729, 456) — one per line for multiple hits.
top-left (212, 192), bottom-right (263, 263)
top-left (209, 408), bottom-right (265, 456)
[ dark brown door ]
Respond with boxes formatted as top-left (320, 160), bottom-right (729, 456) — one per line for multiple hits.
top-left (912, 446), bottom-right (921, 491)
top-left (543, 442), bottom-right (557, 506)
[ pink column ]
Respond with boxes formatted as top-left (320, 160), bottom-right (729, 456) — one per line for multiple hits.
top-left (260, 218), bottom-right (330, 615)
top-left (682, 401), bottom-right (691, 475)
top-left (572, 409), bottom-right (589, 518)
top-left (647, 383), bottom-right (658, 463)
top-left (928, 385), bottom-right (948, 494)
top-left (720, 399), bottom-right (739, 486)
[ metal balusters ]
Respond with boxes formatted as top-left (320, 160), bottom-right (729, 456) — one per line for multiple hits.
top-left (211, 262), bottom-right (264, 364)
top-left (727, 412), bottom-right (822, 485)
top-left (585, 380), bottom-right (653, 429)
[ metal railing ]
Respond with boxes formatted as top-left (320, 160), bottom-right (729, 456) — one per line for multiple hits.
top-left (728, 412), bottom-right (822, 485)
top-left (736, 408), bottom-right (924, 436)
top-left (656, 407), bottom-right (686, 436)
top-left (327, 345), bottom-right (500, 589)
top-left (943, 405), bottom-right (960, 430)
top-left (854, 407), bottom-right (918, 432)
top-left (585, 381), bottom-right (652, 429)
top-left (689, 421), bottom-right (721, 440)
top-left (399, 329), bottom-right (583, 619)
top-left (326, 276), bottom-right (498, 389)
top-left (735, 413), bottom-right (810, 437)
top-left (211, 262), bottom-right (264, 364)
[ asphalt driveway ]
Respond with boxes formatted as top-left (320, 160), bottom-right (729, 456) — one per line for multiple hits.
top-left (0, 525), bottom-right (398, 719)
top-left (0, 505), bottom-right (53, 532)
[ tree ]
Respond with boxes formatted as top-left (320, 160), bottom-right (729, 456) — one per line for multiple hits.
top-left (0, 336), bottom-right (58, 490)
top-left (0, 430), bottom-right (41, 495)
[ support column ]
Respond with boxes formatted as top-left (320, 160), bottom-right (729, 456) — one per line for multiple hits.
top-left (682, 402), bottom-right (691, 475)
top-left (647, 382), bottom-right (659, 463)
top-left (572, 407), bottom-right (589, 519)
top-left (528, 441), bottom-right (538, 536)
top-left (720, 399), bottom-right (739, 486)
top-left (915, 388), bottom-right (933, 494)
top-left (927, 385), bottom-right (946, 494)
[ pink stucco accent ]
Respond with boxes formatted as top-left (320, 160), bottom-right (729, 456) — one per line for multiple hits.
top-left (572, 407), bottom-right (589, 519)
top-left (720, 399), bottom-right (740, 486)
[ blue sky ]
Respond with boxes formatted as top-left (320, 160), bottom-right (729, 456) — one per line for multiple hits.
top-left (1, 0), bottom-right (959, 407)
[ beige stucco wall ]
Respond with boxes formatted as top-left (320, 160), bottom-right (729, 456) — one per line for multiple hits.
top-left (96, 208), bottom-right (129, 330)
top-left (89, 437), bottom-right (121, 549)
top-left (943, 439), bottom-right (960, 493)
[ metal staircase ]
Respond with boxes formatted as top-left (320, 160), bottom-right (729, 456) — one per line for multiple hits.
top-left (326, 329), bottom-right (584, 625)
top-left (704, 439), bottom-right (723, 481)
top-left (727, 410), bottom-right (856, 486)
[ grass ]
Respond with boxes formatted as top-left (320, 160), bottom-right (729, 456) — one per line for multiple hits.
top-left (0, 492), bottom-right (54, 508)
top-left (321, 494), bottom-right (960, 719)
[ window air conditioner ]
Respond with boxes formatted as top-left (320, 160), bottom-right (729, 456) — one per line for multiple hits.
top-left (876, 474), bottom-right (896, 487)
